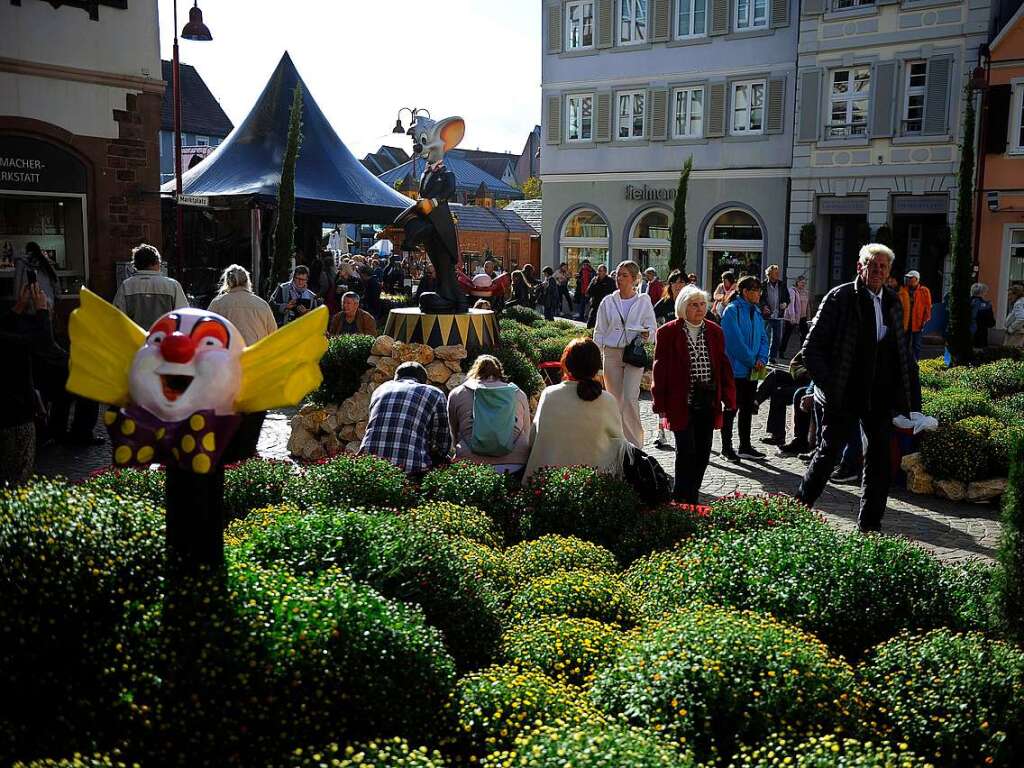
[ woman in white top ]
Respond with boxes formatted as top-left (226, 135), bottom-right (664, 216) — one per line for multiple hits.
top-left (593, 260), bottom-right (658, 448)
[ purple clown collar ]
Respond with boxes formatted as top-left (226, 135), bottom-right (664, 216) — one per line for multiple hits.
top-left (105, 404), bottom-right (242, 474)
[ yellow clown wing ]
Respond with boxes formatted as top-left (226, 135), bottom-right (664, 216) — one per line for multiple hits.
top-left (235, 305), bottom-right (328, 412)
top-left (67, 288), bottom-right (146, 407)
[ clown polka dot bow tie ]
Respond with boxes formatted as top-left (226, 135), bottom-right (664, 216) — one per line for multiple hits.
top-left (105, 404), bottom-right (242, 474)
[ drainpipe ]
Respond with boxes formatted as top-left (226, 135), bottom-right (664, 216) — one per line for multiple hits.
top-left (971, 44), bottom-right (992, 274)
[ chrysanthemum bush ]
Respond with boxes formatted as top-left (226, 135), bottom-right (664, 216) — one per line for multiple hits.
top-left (626, 523), bottom-right (977, 660)
top-left (284, 453), bottom-right (412, 509)
top-left (401, 501), bottom-right (503, 548)
top-left (81, 466), bottom-right (165, 506)
top-left (503, 534), bottom-right (619, 587)
top-left (858, 629), bottom-right (1024, 767)
top-left (590, 604), bottom-right (865, 763)
top-left (922, 416), bottom-right (1011, 483)
top-left (223, 502), bottom-right (302, 547)
top-left (14, 755), bottom-right (140, 768)
top-left (278, 737), bottom-right (446, 768)
top-left (446, 664), bottom-right (604, 758)
top-left (483, 723), bottom-right (695, 768)
top-left (231, 507), bottom-right (505, 668)
top-left (522, 466), bottom-right (640, 551)
top-left (418, 461), bottom-right (520, 541)
top-left (727, 733), bottom-right (933, 767)
top-left (500, 616), bottom-right (624, 689)
top-left (508, 570), bottom-right (640, 628)
top-left (110, 562), bottom-right (455, 765)
top-left (222, 457), bottom-right (295, 520)
top-left (0, 480), bottom-right (164, 762)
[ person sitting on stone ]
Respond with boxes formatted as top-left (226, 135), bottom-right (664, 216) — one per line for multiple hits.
top-left (328, 291), bottom-right (378, 336)
top-left (448, 354), bottom-right (531, 474)
top-left (358, 361), bottom-right (452, 478)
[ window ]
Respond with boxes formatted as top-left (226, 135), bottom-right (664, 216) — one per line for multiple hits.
top-left (567, 94), bottom-right (594, 142)
top-left (704, 208), bottom-right (764, 287)
top-left (833, 0), bottom-right (874, 9)
top-left (826, 67), bottom-right (870, 138)
top-left (730, 80), bottom-right (766, 135)
top-left (676, 0), bottom-right (707, 37)
top-left (566, 1), bottom-right (594, 50)
top-left (735, 0), bottom-right (768, 31)
top-left (561, 209), bottom-right (610, 274)
top-left (620, 0), bottom-right (647, 44)
top-left (617, 90), bottom-right (646, 140)
top-left (1011, 83), bottom-right (1024, 154)
top-left (902, 61), bottom-right (927, 134)
top-left (194, 135), bottom-right (210, 146)
top-left (673, 86), bottom-right (704, 138)
top-left (1007, 228), bottom-right (1024, 292)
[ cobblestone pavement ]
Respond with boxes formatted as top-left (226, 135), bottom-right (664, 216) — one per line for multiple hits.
top-left (36, 400), bottom-right (1000, 564)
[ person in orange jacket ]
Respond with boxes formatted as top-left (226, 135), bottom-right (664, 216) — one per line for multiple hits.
top-left (898, 270), bottom-right (931, 360)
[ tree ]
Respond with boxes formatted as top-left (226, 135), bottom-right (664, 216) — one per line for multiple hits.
top-left (995, 431), bottom-right (1024, 642)
top-left (520, 176), bottom-right (542, 199)
top-left (669, 156), bottom-right (693, 273)
top-left (947, 84), bottom-right (976, 365)
top-left (266, 83), bottom-right (303, 297)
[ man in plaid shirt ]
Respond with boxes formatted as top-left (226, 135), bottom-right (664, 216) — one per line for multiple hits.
top-left (359, 362), bottom-right (453, 476)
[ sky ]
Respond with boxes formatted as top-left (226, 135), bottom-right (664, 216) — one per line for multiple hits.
top-left (158, 0), bottom-right (541, 159)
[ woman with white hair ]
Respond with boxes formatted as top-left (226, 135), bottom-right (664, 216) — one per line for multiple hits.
top-left (652, 284), bottom-right (737, 504)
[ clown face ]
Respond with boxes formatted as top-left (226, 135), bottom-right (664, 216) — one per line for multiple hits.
top-left (128, 308), bottom-right (244, 422)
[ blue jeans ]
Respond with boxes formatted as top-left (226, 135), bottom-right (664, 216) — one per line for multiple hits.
top-left (768, 318), bottom-right (784, 361)
top-left (908, 331), bottom-right (923, 361)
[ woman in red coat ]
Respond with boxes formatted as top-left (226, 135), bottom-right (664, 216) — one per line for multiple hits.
top-left (652, 284), bottom-right (737, 504)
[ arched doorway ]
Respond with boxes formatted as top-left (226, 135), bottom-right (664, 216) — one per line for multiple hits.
top-left (560, 208), bottom-right (609, 274)
top-left (703, 208), bottom-right (763, 288)
top-left (628, 208), bottom-right (671, 277)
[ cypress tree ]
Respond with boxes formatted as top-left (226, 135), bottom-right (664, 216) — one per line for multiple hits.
top-left (267, 83), bottom-right (304, 296)
top-left (995, 431), bottom-right (1024, 641)
top-left (947, 84), bottom-right (975, 365)
top-left (669, 156), bottom-right (693, 273)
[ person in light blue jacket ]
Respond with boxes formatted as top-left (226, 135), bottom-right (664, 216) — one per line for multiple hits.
top-left (719, 274), bottom-right (771, 462)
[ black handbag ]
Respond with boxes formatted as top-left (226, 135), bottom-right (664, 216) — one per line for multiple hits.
top-left (690, 379), bottom-right (716, 411)
top-left (622, 444), bottom-right (672, 506)
top-left (614, 300), bottom-right (649, 368)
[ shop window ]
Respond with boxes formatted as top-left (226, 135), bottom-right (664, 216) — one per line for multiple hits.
top-left (0, 194), bottom-right (86, 298)
top-left (704, 208), bottom-right (763, 287)
top-left (629, 209), bottom-right (671, 277)
top-left (561, 208), bottom-right (609, 275)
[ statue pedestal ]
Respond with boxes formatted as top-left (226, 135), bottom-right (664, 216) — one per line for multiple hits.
top-left (384, 307), bottom-right (497, 352)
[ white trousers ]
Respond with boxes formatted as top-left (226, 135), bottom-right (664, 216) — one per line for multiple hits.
top-left (602, 345), bottom-right (645, 448)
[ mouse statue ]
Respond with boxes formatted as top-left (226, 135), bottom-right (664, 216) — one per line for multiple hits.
top-left (394, 114), bottom-right (469, 314)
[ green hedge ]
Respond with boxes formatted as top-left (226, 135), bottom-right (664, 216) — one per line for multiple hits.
top-left (307, 334), bottom-right (375, 406)
top-left (590, 604), bottom-right (862, 763)
top-left (859, 629), bottom-right (1024, 767)
top-left (284, 454), bottom-right (412, 509)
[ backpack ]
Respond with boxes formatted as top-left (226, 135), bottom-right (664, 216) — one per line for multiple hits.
top-left (469, 383), bottom-right (519, 456)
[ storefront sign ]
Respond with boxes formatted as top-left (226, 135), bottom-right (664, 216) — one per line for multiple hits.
top-left (177, 194), bottom-right (209, 207)
top-left (891, 195), bottom-right (948, 215)
top-left (0, 135), bottom-right (87, 193)
top-left (624, 184), bottom-right (676, 201)
top-left (817, 196), bottom-right (869, 215)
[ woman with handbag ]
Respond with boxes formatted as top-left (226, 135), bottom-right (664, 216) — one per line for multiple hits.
top-left (594, 260), bottom-right (657, 448)
top-left (653, 285), bottom-right (736, 504)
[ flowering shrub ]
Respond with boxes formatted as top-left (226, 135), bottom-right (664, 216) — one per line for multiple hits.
top-left (232, 509), bottom-right (504, 668)
top-left (616, 503), bottom-right (703, 563)
top-left (703, 494), bottom-right (820, 532)
top-left (447, 664), bottom-right (604, 757)
top-left (523, 466), bottom-right (640, 551)
top-left (14, 757), bottom-right (137, 768)
top-left (307, 333), bottom-right (375, 406)
top-left (419, 462), bottom-right (519, 541)
top-left (590, 605), bottom-right (863, 763)
top-left (284, 453), bottom-right (412, 509)
top-left (859, 629), bottom-right (1024, 767)
top-left (990, 392), bottom-right (1024, 428)
top-left (917, 356), bottom-right (949, 390)
top-left (626, 524), bottom-right (963, 660)
top-left (282, 738), bottom-right (446, 767)
top-left (503, 534), bottom-right (619, 587)
top-left (920, 386), bottom-right (993, 424)
top-left (223, 503), bottom-right (303, 547)
top-left (81, 466), bottom-right (165, 506)
top-left (922, 416), bottom-right (1006, 483)
top-left (939, 558), bottom-right (997, 632)
top-left (112, 563), bottom-right (455, 764)
top-left (501, 305), bottom-right (545, 328)
top-left (402, 501), bottom-right (503, 548)
top-left (508, 570), bottom-right (640, 629)
top-left (728, 733), bottom-right (933, 767)
top-left (946, 358), bottom-right (1024, 398)
top-left (0, 480), bottom-right (164, 761)
top-left (222, 457), bottom-right (294, 520)
top-left (498, 319), bottom-right (542, 363)
top-left (486, 723), bottom-right (694, 768)
top-left (500, 616), bottom-right (624, 689)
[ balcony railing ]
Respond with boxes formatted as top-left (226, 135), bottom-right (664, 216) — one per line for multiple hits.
top-left (825, 122), bottom-right (868, 139)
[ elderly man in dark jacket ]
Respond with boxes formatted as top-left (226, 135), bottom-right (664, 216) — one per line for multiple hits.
top-left (796, 243), bottom-right (919, 532)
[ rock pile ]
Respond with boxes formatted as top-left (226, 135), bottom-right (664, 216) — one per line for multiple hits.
top-left (287, 335), bottom-right (470, 462)
top-left (901, 452), bottom-right (1007, 502)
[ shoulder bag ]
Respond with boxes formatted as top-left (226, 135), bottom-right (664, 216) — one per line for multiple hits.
top-left (615, 298), bottom-right (648, 368)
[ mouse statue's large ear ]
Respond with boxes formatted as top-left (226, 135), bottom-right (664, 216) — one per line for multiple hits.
top-left (437, 117), bottom-right (465, 152)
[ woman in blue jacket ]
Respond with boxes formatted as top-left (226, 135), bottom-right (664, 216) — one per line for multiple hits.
top-left (719, 274), bottom-right (771, 462)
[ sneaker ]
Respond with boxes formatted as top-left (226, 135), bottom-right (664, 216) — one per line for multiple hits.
top-left (760, 434), bottom-right (783, 446)
top-left (797, 450), bottom-right (816, 462)
top-left (721, 448), bottom-right (742, 464)
top-left (737, 445), bottom-right (766, 460)
top-left (653, 438), bottom-right (675, 452)
top-left (831, 468), bottom-right (861, 484)
top-left (778, 440), bottom-right (809, 455)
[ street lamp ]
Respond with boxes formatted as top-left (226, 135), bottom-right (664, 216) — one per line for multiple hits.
top-left (391, 107), bottom-right (430, 196)
top-left (173, 0), bottom-right (213, 284)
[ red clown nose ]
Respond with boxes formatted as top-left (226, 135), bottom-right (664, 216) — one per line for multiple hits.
top-left (160, 332), bottom-right (196, 364)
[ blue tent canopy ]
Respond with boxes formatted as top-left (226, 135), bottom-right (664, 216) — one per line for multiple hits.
top-left (161, 52), bottom-right (409, 223)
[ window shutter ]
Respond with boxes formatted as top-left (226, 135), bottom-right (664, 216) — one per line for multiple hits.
top-left (801, 0), bottom-right (824, 15)
top-left (710, 0), bottom-right (730, 36)
top-left (766, 77), bottom-right (786, 133)
top-left (650, 87), bottom-right (669, 140)
top-left (797, 69), bottom-right (821, 143)
top-left (596, 0), bottom-right (614, 48)
top-left (922, 56), bottom-right (953, 136)
top-left (870, 61), bottom-right (897, 138)
top-left (548, 4), bottom-right (563, 54)
top-left (985, 84), bottom-right (1011, 155)
top-left (771, 0), bottom-right (789, 28)
top-left (595, 91), bottom-right (613, 142)
top-left (546, 95), bottom-right (562, 144)
top-left (706, 83), bottom-right (727, 137)
top-left (651, 0), bottom-right (671, 41)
